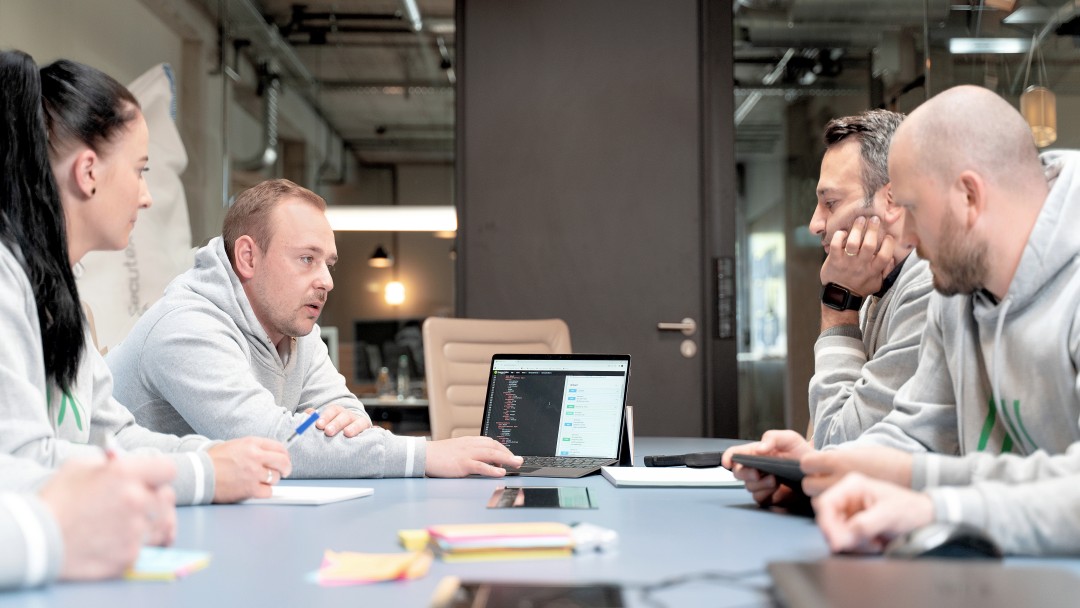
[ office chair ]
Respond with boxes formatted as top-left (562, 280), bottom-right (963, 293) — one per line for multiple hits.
top-left (422, 318), bottom-right (572, 440)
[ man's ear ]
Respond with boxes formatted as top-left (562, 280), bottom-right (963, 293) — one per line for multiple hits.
top-left (880, 184), bottom-right (904, 224)
top-left (956, 170), bottom-right (986, 229)
top-left (233, 235), bottom-right (259, 280)
top-left (70, 149), bottom-right (98, 199)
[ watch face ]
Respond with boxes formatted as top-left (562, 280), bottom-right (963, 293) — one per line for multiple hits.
top-left (822, 283), bottom-right (862, 310)
top-left (822, 284), bottom-right (850, 310)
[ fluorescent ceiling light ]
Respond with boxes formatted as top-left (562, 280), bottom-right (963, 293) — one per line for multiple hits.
top-left (325, 206), bottom-right (457, 232)
top-left (949, 38), bottom-right (1031, 54)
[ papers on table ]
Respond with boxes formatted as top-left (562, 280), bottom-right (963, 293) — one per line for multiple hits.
top-left (600, 465), bottom-right (744, 488)
top-left (243, 486), bottom-right (374, 505)
top-left (126, 547), bottom-right (210, 581)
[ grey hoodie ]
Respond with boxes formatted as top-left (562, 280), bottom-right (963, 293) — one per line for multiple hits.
top-left (809, 251), bottom-right (934, 447)
top-left (927, 475), bottom-right (1080, 555)
top-left (0, 242), bottom-right (215, 505)
top-left (851, 151), bottom-right (1080, 494)
top-left (0, 455), bottom-right (60, 589)
top-left (107, 237), bottom-right (425, 478)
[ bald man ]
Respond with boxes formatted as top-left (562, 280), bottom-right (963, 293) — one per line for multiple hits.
top-left (725, 86), bottom-right (1080, 517)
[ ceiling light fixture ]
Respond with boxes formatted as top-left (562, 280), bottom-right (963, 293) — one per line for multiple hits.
top-left (368, 245), bottom-right (394, 268)
top-left (948, 38), bottom-right (1030, 54)
top-left (385, 281), bottom-right (406, 306)
top-left (325, 206), bottom-right (457, 232)
top-left (1020, 35), bottom-right (1056, 148)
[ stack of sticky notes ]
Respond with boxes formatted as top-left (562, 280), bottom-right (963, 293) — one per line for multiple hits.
top-left (413, 522), bottom-right (574, 562)
top-left (316, 550), bottom-right (432, 586)
top-left (125, 547), bottom-right (211, 581)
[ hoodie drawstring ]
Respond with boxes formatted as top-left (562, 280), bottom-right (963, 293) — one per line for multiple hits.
top-left (990, 299), bottom-right (1019, 451)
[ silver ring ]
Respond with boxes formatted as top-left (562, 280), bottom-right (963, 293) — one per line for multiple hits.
top-left (844, 249), bottom-right (857, 257)
top-left (266, 469), bottom-right (274, 484)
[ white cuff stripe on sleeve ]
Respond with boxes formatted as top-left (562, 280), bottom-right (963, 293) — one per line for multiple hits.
top-left (815, 346), bottom-right (867, 361)
top-left (937, 487), bottom-right (964, 523)
top-left (189, 452), bottom-right (206, 504)
top-left (405, 438), bottom-right (417, 477)
top-left (924, 455), bottom-right (940, 488)
top-left (3, 495), bottom-right (48, 587)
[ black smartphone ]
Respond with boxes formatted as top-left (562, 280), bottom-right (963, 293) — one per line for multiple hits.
top-left (730, 454), bottom-right (805, 485)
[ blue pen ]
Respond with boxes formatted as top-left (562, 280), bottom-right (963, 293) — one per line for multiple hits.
top-left (286, 411), bottom-right (320, 447)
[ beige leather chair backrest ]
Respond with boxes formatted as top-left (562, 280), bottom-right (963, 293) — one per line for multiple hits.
top-left (422, 318), bottom-right (572, 440)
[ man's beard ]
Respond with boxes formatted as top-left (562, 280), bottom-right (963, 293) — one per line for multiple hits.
top-left (923, 210), bottom-right (988, 296)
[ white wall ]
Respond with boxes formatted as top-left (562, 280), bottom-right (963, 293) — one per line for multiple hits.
top-left (0, 0), bottom-right (182, 84)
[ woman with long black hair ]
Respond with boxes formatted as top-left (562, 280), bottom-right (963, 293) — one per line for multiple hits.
top-left (0, 50), bottom-right (291, 509)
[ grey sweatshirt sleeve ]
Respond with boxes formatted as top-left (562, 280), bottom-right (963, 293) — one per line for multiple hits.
top-left (0, 256), bottom-right (215, 505)
top-left (841, 295), bottom-right (960, 454)
top-left (913, 441), bottom-right (1080, 489)
top-left (927, 475), bottom-right (1080, 555)
top-left (82, 349), bottom-right (216, 505)
top-left (137, 309), bottom-right (425, 478)
top-left (0, 494), bottom-right (63, 590)
top-left (810, 277), bottom-right (932, 448)
top-left (0, 455), bottom-right (54, 493)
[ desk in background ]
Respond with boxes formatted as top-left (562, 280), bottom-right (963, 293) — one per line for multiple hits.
top-left (4, 438), bottom-right (1078, 608)
top-left (363, 395), bottom-right (430, 435)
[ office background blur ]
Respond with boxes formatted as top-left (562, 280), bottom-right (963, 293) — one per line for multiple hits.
top-left (4, 0), bottom-right (1078, 438)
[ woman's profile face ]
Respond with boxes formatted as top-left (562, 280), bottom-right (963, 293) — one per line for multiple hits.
top-left (86, 110), bottom-right (153, 252)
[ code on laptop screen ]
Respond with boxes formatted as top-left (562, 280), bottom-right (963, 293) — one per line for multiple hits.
top-left (482, 358), bottom-right (628, 458)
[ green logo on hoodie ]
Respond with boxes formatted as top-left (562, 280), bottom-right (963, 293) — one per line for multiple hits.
top-left (47, 389), bottom-right (84, 431)
top-left (978, 397), bottom-right (1030, 454)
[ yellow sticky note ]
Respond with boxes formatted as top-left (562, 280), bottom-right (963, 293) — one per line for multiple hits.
top-left (317, 550), bottom-right (431, 586)
top-left (398, 528), bottom-right (431, 552)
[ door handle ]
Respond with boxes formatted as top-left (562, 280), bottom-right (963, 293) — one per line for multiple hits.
top-left (657, 317), bottom-right (697, 336)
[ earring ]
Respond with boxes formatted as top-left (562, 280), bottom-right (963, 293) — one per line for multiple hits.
top-left (91, 188), bottom-right (96, 195)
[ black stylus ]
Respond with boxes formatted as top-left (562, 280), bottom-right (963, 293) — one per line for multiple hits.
top-left (643, 451), bottom-right (725, 468)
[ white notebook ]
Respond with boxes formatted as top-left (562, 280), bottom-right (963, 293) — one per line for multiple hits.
top-left (243, 486), bottom-right (374, 506)
top-left (600, 466), bottom-right (743, 488)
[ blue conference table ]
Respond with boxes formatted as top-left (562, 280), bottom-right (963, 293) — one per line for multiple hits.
top-left (4, 437), bottom-right (1078, 607)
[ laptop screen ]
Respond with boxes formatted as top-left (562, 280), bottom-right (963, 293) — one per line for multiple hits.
top-left (481, 355), bottom-right (630, 458)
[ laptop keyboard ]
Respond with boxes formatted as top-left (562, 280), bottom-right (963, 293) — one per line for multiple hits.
top-left (521, 456), bottom-right (615, 468)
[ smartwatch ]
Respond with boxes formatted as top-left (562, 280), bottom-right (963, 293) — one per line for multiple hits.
top-left (821, 282), bottom-right (864, 311)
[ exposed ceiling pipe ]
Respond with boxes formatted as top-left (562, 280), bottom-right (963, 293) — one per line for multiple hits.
top-left (735, 48), bottom-right (795, 125)
top-left (234, 65), bottom-right (281, 172)
top-left (401, 0), bottom-right (423, 32)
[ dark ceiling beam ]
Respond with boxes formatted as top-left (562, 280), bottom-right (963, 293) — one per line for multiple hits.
top-left (346, 138), bottom-right (454, 151)
top-left (290, 39), bottom-right (451, 48)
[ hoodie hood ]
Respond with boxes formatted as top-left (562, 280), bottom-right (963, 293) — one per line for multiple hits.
top-left (983, 150), bottom-right (1080, 315)
top-left (166, 237), bottom-right (278, 363)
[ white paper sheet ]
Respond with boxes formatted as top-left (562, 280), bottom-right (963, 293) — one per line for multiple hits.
top-left (600, 466), bottom-right (744, 488)
top-left (243, 486), bottom-right (375, 505)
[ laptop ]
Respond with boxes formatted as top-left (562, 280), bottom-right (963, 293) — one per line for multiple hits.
top-left (480, 354), bottom-right (631, 478)
top-left (769, 559), bottom-right (1080, 608)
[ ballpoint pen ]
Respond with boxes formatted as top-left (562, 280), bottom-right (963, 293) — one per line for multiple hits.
top-left (286, 411), bottom-right (321, 447)
top-left (100, 432), bottom-right (124, 460)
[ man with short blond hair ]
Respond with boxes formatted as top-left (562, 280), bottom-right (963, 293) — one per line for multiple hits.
top-left (108, 178), bottom-right (522, 478)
